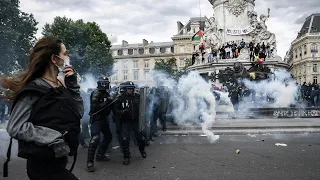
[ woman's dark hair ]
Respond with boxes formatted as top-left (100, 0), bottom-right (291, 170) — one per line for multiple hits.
top-left (0, 36), bottom-right (63, 100)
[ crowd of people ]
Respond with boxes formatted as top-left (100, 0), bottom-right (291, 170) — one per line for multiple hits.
top-left (207, 39), bottom-right (276, 63)
top-left (298, 82), bottom-right (320, 107)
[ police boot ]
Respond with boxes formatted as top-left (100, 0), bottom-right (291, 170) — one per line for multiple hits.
top-left (87, 136), bottom-right (99, 172)
top-left (140, 150), bottom-right (147, 158)
top-left (96, 154), bottom-right (110, 162)
top-left (123, 158), bottom-right (130, 165)
top-left (87, 148), bottom-right (96, 172)
top-left (87, 162), bottom-right (95, 172)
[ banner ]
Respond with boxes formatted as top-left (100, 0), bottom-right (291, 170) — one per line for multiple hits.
top-left (226, 26), bottom-right (254, 35)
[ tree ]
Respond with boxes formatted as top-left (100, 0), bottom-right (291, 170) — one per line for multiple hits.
top-left (154, 57), bottom-right (192, 80)
top-left (0, 0), bottom-right (38, 74)
top-left (42, 17), bottom-right (114, 76)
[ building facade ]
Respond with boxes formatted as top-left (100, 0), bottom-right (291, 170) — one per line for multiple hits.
top-left (109, 17), bottom-right (204, 85)
top-left (289, 13), bottom-right (320, 84)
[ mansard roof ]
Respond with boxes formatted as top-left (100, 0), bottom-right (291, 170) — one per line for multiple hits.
top-left (111, 41), bottom-right (173, 50)
top-left (297, 13), bottom-right (320, 38)
top-left (176, 17), bottom-right (206, 36)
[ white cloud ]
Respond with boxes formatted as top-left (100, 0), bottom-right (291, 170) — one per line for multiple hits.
top-left (19, 0), bottom-right (320, 59)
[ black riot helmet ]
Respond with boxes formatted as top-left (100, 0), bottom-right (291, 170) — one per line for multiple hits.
top-left (120, 81), bottom-right (135, 89)
top-left (97, 76), bottom-right (110, 90)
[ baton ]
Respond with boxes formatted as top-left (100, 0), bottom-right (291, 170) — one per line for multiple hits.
top-left (91, 98), bottom-right (118, 116)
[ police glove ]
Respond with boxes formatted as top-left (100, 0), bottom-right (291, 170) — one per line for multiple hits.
top-left (121, 108), bottom-right (129, 114)
top-left (49, 139), bottom-right (70, 158)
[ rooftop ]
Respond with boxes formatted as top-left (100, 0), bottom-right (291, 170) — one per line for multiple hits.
top-left (297, 13), bottom-right (320, 38)
top-left (111, 41), bottom-right (173, 49)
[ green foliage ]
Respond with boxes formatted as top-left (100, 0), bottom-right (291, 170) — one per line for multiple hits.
top-left (42, 16), bottom-right (114, 76)
top-left (0, 0), bottom-right (38, 74)
top-left (154, 57), bottom-right (192, 80)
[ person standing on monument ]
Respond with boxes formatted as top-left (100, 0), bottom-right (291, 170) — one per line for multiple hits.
top-left (249, 42), bottom-right (254, 61)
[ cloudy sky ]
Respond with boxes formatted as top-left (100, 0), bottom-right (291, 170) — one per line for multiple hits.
top-left (19, 0), bottom-right (320, 59)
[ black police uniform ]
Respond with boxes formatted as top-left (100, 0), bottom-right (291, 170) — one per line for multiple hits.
top-left (113, 81), bottom-right (146, 165)
top-left (86, 77), bottom-right (113, 172)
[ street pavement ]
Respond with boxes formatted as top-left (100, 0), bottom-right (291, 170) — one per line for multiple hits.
top-left (1, 131), bottom-right (320, 180)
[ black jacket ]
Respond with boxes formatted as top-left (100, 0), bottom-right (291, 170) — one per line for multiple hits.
top-left (12, 77), bottom-right (83, 160)
top-left (89, 89), bottom-right (112, 121)
top-left (113, 93), bottom-right (140, 123)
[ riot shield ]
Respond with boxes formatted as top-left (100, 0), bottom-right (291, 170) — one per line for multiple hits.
top-left (159, 86), bottom-right (169, 114)
top-left (139, 87), bottom-right (147, 132)
top-left (158, 86), bottom-right (169, 129)
top-left (144, 87), bottom-right (155, 140)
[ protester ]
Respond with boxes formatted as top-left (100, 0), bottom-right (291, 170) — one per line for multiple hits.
top-left (2, 36), bottom-right (83, 180)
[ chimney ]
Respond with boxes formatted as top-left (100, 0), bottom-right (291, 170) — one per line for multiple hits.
top-left (122, 40), bottom-right (128, 47)
top-left (177, 21), bottom-right (184, 33)
top-left (143, 39), bottom-right (148, 46)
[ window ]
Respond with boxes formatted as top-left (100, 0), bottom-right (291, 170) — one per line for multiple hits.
top-left (180, 58), bottom-right (185, 67)
top-left (304, 45), bottom-right (307, 55)
top-left (128, 49), bottom-right (133, 55)
top-left (171, 47), bottom-right (174, 53)
top-left (313, 76), bottom-right (318, 84)
top-left (304, 65), bottom-right (306, 73)
top-left (144, 60), bottom-right (149, 68)
top-left (123, 70), bottom-right (128, 80)
top-left (138, 48), bottom-right (144, 55)
top-left (117, 50), bottom-right (123, 56)
top-left (123, 61), bottom-right (128, 69)
top-left (299, 77), bottom-right (301, 83)
top-left (134, 70), bottom-right (139, 80)
top-left (160, 47), bottom-right (166, 53)
top-left (133, 61), bottom-right (138, 68)
top-left (144, 70), bottom-right (149, 79)
top-left (313, 64), bottom-right (317, 72)
top-left (149, 48), bottom-right (155, 54)
top-left (311, 43), bottom-right (318, 53)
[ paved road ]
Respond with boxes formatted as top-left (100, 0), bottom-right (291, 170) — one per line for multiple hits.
top-left (1, 132), bottom-right (320, 180)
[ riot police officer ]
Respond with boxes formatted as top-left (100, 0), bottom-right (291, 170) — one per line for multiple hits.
top-left (87, 76), bottom-right (113, 172)
top-left (113, 81), bottom-right (146, 165)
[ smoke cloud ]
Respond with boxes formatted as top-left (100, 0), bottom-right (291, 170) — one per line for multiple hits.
top-left (150, 71), bottom-right (219, 143)
top-left (79, 74), bottom-right (97, 93)
top-left (237, 69), bottom-right (299, 109)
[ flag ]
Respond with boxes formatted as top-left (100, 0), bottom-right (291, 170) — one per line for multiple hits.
top-left (192, 30), bottom-right (203, 41)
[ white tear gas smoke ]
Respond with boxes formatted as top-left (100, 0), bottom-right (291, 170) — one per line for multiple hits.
top-left (238, 69), bottom-right (299, 109)
top-left (79, 74), bottom-right (97, 123)
top-left (79, 74), bottom-right (97, 93)
top-left (150, 71), bottom-right (219, 143)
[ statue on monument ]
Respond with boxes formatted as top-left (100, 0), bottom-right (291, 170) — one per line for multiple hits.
top-left (204, 16), bottom-right (223, 52)
top-left (205, 0), bottom-right (277, 53)
top-left (248, 10), bottom-right (277, 48)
